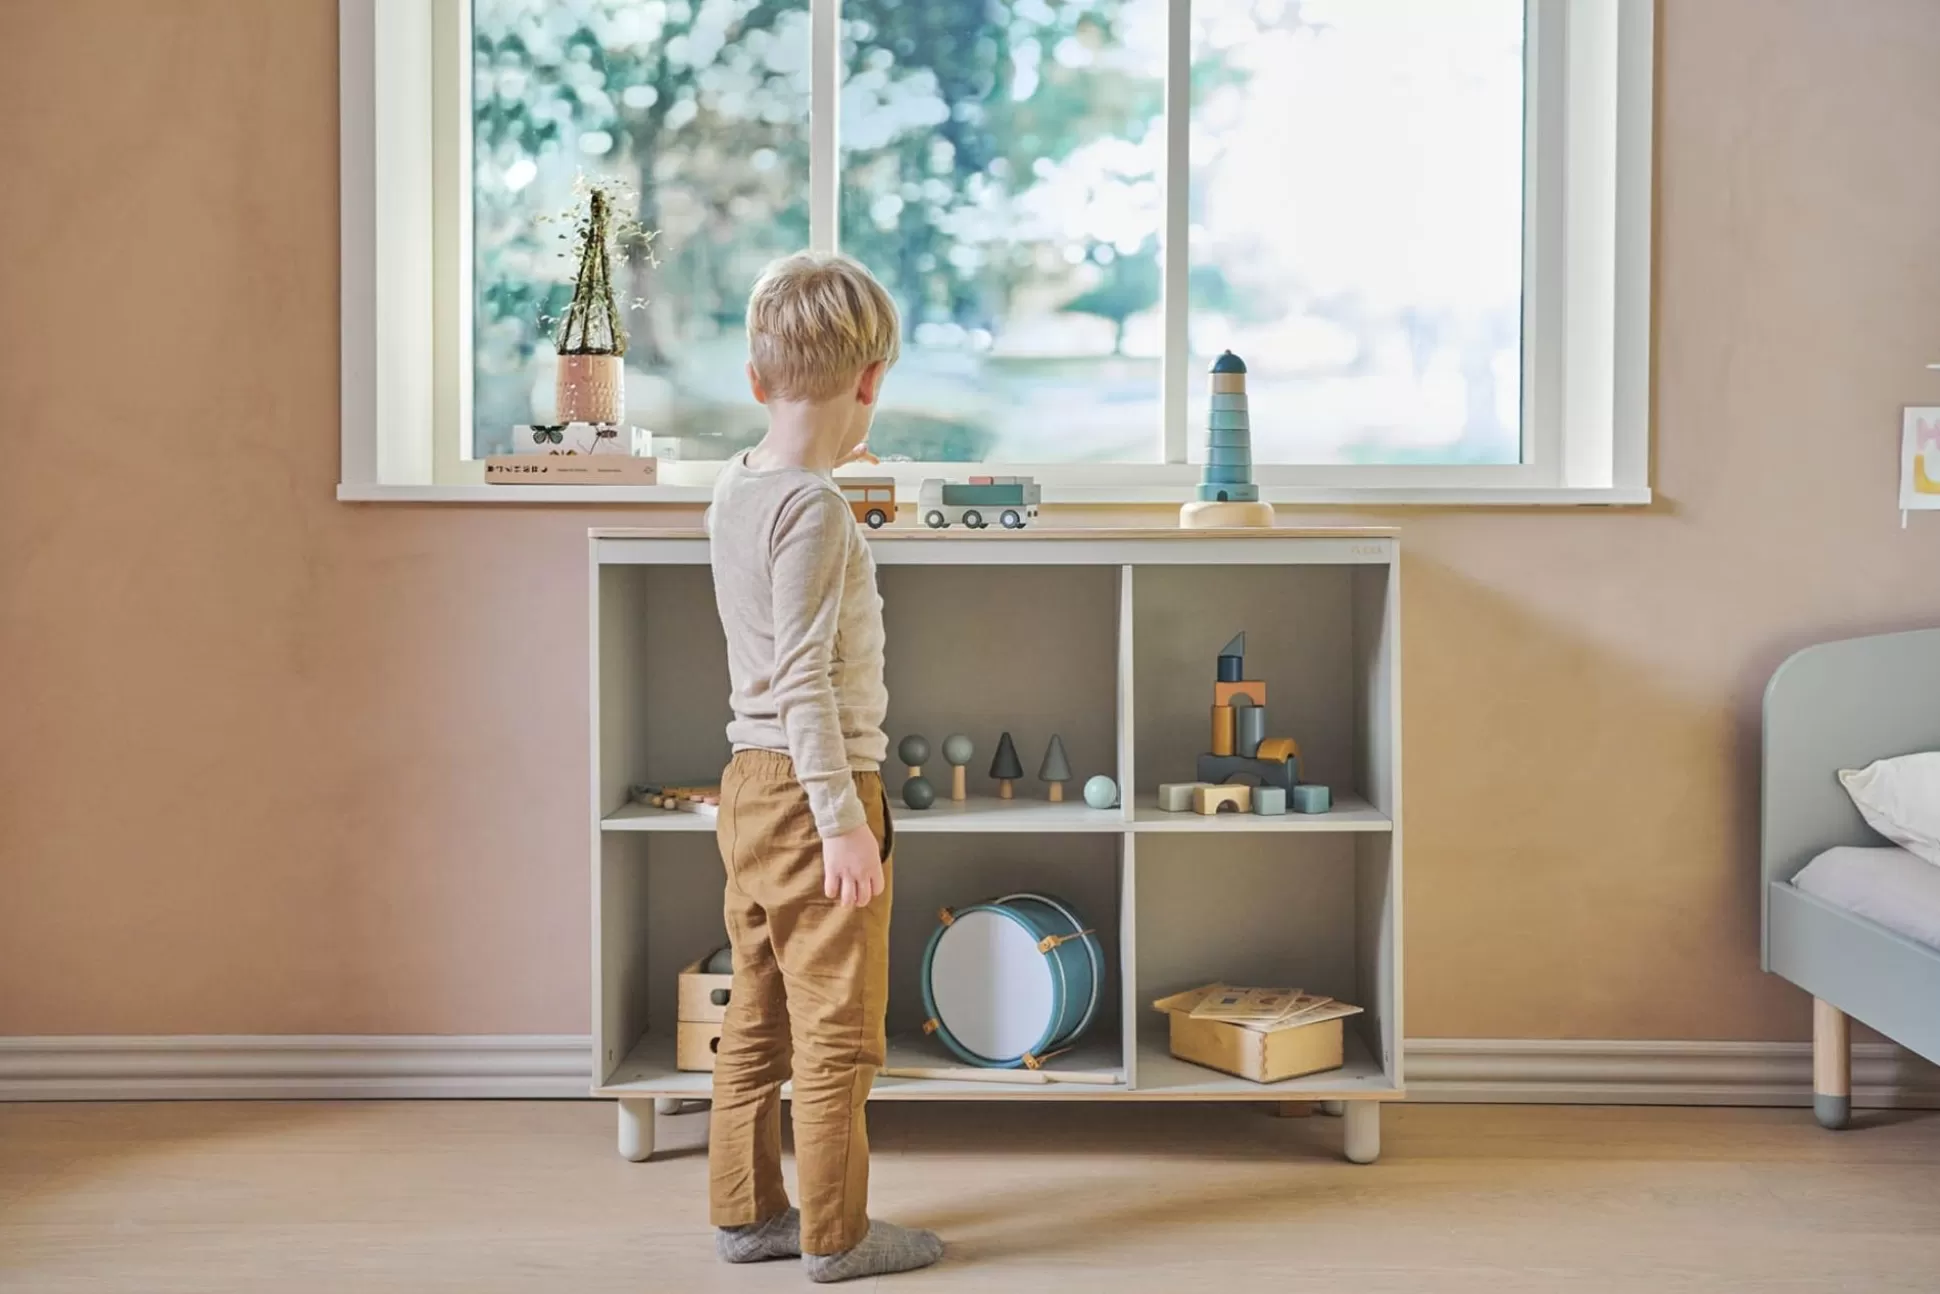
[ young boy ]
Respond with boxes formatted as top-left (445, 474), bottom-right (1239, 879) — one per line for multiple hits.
top-left (705, 252), bottom-right (944, 1284)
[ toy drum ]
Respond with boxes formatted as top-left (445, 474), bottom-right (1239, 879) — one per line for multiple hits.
top-left (919, 892), bottom-right (1103, 1069)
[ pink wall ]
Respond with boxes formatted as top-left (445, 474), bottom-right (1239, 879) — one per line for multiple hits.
top-left (2, 0), bottom-right (1937, 1038)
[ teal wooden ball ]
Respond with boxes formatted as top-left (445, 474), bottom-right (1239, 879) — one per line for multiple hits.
top-left (1083, 775), bottom-right (1119, 810)
top-left (903, 776), bottom-right (937, 810)
top-left (898, 734), bottom-right (931, 768)
top-left (942, 733), bottom-right (974, 766)
top-left (703, 945), bottom-right (734, 974)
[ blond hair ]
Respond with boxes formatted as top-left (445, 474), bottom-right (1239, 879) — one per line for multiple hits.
top-left (746, 252), bottom-right (901, 402)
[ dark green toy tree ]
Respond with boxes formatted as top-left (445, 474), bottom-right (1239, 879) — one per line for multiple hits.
top-left (990, 732), bottom-right (1024, 800)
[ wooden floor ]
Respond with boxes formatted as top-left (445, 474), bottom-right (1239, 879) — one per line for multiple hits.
top-left (3, 1100), bottom-right (1938, 1292)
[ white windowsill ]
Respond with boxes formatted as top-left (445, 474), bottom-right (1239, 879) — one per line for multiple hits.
top-left (337, 482), bottom-right (1652, 507)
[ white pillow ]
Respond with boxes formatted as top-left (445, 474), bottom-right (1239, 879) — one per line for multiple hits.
top-left (1840, 753), bottom-right (1940, 868)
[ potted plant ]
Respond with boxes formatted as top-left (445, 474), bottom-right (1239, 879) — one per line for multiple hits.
top-left (552, 185), bottom-right (653, 426)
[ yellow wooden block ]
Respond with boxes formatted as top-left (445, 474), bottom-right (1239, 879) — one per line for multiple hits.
top-left (1214, 680), bottom-right (1266, 708)
top-left (1193, 783), bottom-right (1252, 815)
top-left (1210, 705), bottom-right (1235, 756)
top-left (1255, 737), bottom-right (1300, 764)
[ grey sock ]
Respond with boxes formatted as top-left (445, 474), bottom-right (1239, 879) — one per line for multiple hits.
top-left (716, 1207), bottom-right (800, 1263)
top-left (804, 1219), bottom-right (944, 1284)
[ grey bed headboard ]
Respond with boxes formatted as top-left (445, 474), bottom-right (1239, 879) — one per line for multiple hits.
top-left (1762, 626), bottom-right (1940, 966)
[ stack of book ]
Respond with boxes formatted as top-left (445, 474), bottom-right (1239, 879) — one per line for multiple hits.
top-left (485, 423), bottom-right (658, 485)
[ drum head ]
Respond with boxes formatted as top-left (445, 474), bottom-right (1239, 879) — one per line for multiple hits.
top-left (930, 908), bottom-right (1059, 1063)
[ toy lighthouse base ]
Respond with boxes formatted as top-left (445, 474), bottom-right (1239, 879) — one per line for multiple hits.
top-left (1180, 499), bottom-right (1276, 529)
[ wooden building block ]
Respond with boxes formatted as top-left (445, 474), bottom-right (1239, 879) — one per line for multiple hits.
top-left (1253, 786), bottom-right (1287, 815)
top-left (1158, 782), bottom-right (1210, 812)
top-left (1210, 705), bottom-right (1236, 755)
top-left (1193, 783), bottom-right (1252, 815)
top-left (1197, 753), bottom-right (1299, 791)
top-left (1214, 681), bottom-right (1266, 708)
top-left (1292, 784), bottom-right (1332, 814)
top-left (1236, 705), bottom-right (1267, 757)
top-left (1254, 736), bottom-right (1300, 763)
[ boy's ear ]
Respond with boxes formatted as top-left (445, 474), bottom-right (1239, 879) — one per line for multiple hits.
top-left (746, 361), bottom-right (769, 406)
top-left (855, 359), bottom-right (888, 407)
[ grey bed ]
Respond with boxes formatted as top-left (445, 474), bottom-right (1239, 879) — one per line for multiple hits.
top-left (1763, 626), bottom-right (1940, 1128)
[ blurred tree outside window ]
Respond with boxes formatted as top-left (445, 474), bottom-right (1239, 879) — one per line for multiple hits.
top-left (472, 0), bottom-right (1525, 466)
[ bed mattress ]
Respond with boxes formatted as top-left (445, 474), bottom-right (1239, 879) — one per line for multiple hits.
top-left (1793, 845), bottom-right (1940, 951)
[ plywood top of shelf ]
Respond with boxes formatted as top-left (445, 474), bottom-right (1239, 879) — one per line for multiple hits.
top-left (589, 526), bottom-right (1396, 540)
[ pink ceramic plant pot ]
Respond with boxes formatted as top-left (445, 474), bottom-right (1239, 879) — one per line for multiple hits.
top-left (556, 354), bottom-right (624, 425)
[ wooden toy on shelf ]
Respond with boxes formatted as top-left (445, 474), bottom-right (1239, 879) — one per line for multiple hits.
top-left (1038, 734), bottom-right (1072, 802)
top-left (630, 783), bottom-right (722, 818)
top-left (1157, 781), bottom-right (1210, 812)
top-left (1214, 680), bottom-right (1266, 708)
top-left (1292, 785), bottom-right (1332, 814)
top-left (898, 734), bottom-right (934, 811)
top-left (1193, 784), bottom-right (1252, 815)
top-left (1197, 753), bottom-right (1298, 791)
top-left (1083, 775), bottom-right (1120, 810)
top-left (1181, 353), bottom-right (1275, 529)
top-left (1236, 706), bottom-right (1268, 758)
top-left (1254, 786), bottom-right (1288, 816)
top-left (1210, 705), bottom-right (1237, 756)
top-left (918, 476), bottom-right (1042, 530)
top-left (837, 476), bottom-right (898, 529)
top-left (1217, 632), bottom-right (1247, 682)
top-left (1254, 737), bottom-right (1300, 764)
top-left (990, 731), bottom-right (1024, 799)
top-left (942, 733), bottom-right (974, 801)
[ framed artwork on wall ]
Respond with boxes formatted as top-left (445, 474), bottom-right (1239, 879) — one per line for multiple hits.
top-left (1901, 407), bottom-right (1940, 517)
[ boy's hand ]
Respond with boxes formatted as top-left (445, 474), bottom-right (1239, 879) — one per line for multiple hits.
top-left (822, 824), bottom-right (884, 908)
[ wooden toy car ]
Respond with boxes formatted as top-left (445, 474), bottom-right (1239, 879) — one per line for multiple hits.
top-left (918, 476), bottom-right (1041, 530)
top-left (838, 477), bottom-right (898, 528)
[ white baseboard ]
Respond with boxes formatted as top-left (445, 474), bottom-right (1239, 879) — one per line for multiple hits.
top-left (0, 1035), bottom-right (592, 1101)
top-left (4, 1035), bottom-right (1937, 1106)
top-left (1405, 1038), bottom-right (1940, 1107)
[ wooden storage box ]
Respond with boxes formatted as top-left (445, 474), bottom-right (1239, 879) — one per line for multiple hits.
top-left (1153, 987), bottom-right (1351, 1084)
top-left (676, 1021), bottom-right (725, 1072)
top-left (676, 957), bottom-right (734, 1072)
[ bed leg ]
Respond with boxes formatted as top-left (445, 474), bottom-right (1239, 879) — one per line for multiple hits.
top-left (1812, 998), bottom-right (1851, 1130)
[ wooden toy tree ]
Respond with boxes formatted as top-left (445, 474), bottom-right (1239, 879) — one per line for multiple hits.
top-left (1038, 734), bottom-right (1072, 802)
top-left (990, 732), bottom-right (1023, 800)
top-left (942, 733), bottom-right (974, 802)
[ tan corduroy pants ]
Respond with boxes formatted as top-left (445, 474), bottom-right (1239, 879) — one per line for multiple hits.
top-left (708, 750), bottom-right (893, 1256)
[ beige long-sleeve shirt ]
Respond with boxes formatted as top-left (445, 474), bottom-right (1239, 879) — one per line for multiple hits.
top-left (707, 453), bottom-right (888, 838)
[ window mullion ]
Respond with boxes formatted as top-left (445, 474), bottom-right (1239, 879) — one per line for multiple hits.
top-left (810, 0), bottom-right (840, 253)
top-left (1160, 0), bottom-right (1192, 465)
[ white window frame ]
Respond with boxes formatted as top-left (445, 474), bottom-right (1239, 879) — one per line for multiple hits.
top-left (339, 0), bottom-right (1653, 506)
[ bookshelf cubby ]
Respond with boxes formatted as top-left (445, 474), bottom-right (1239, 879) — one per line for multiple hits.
top-left (590, 528), bottom-right (1401, 1164)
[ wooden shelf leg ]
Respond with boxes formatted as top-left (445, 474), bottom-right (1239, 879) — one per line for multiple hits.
top-left (1813, 998), bottom-right (1851, 1130)
top-left (1319, 1100), bottom-right (1345, 1117)
top-left (617, 1098), bottom-right (656, 1162)
top-left (1342, 1101), bottom-right (1380, 1164)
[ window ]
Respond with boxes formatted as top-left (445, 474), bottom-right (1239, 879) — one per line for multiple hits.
top-left (341, 0), bottom-right (1653, 503)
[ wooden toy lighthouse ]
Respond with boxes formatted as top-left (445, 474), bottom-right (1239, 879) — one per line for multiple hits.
top-left (1180, 351), bottom-right (1276, 530)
